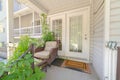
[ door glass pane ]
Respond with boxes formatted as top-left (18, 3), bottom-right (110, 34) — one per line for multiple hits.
top-left (69, 15), bottom-right (82, 52)
top-left (52, 19), bottom-right (62, 50)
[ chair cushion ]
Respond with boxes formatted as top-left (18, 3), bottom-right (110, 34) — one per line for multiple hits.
top-left (34, 51), bottom-right (50, 59)
top-left (34, 58), bottom-right (43, 65)
top-left (44, 41), bottom-right (57, 51)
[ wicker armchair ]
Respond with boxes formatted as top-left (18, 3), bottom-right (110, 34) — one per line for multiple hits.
top-left (34, 41), bottom-right (58, 66)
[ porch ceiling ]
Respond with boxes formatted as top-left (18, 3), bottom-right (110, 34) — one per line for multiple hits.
top-left (17, 0), bottom-right (90, 14)
top-left (35, 0), bottom-right (91, 14)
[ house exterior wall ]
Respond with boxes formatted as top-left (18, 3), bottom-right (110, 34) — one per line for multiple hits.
top-left (0, 0), bottom-right (7, 47)
top-left (109, 0), bottom-right (120, 79)
top-left (21, 13), bottom-right (32, 27)
top-left (91, 0), bottom-right (105, 80)
top-left (0, 0), bottom-right (10, 58)
top-left (14, 17), bottom-right (19, 29)
top-left (110, 0), bottom-right (120, 45)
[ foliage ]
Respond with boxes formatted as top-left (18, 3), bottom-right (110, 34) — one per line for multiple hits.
top-left (29, 38), bottom-right (44, 48)
top-left (0, 35), bottom-right (45, 80)
top-left (10, 35), bottom-right (31, 61)
top-left (42, 31), bottom-right (55, 42)
top-left (27, 13), bottom-right (55, 48)
top-left (41, 13), bottom-right (55, 43)
top-left (0, 62), bottom-right (9, 77)
top-left (41, 13), bottom-right (49, 34)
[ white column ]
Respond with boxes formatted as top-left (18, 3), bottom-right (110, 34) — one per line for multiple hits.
top-left (32, 11), bottom-right (35, 36)
top-left (6, 0), bottom-right (14, 59)
top-left (104, 0), bottom-right (110, 80)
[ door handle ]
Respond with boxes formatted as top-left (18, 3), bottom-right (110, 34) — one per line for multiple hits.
top-left (84, 34), bottom-right (87, 40)
top-left (85, 37), bottom-right (87, 40)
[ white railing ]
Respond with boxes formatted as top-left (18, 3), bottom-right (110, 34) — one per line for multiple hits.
top-left (34, 25), bottom-right (42, 36)
top-left (13, 25), bottom-right (42, 38)
top-left (14, 29), bottom-right (19, 37)
top-left (21, 26), bottom-right (33, 35)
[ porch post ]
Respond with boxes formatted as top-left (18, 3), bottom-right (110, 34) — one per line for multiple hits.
top-left (6, 0), bottom-right (14, 59)
top-left (32, 11), bottom-right (35, 35)
top-left (104, 0), bottom-right (110, 80)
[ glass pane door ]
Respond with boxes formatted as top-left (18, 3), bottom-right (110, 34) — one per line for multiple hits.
top-left (69, 16), bottom-right (82, 53)
top-left (52, 19), bottom-right (62, 50)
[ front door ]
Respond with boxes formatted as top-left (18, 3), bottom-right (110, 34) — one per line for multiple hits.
top-left (66, 7), bottom-right (90, 62)
top-left (49, 7), bottom-right (90, 62)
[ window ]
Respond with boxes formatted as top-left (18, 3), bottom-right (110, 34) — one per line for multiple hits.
top-left (0, 42), bottom-right (5, 48)
top-left (0, 23), bottom-right (4, 32)
top-left (52, 19), bottom-right (62, 50)
top-left (35, 20), bottom-right (40, 26)
top-left (0, 0), bottom-right (2, 11)
top-left (69, 15), bottom-right (82, 52)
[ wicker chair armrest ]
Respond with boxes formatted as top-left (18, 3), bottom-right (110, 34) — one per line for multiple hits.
top-left (34, 56), bottom-right (46, 60)
top-left (35, 47), bottom-right (44, 53)
top-left (37, 60), bottom-right (47, 67)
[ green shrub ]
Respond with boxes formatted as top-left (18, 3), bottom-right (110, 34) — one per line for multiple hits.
top-left (0, 35), bottom-right (45, 80)
top-left (42, 31), bottom-right (55, 42)
top-left (41, 13), bottom-right (55, 43)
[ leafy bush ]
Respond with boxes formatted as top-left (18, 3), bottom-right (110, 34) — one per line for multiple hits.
top-left (0, 35), bottom-right (45, 80)
top-left (42, 32), bottom-right (55, 42)
top-left (41, 13), bottom-right (55, 43)
top-left (10, 36), bottom-right (31, 61)
top-left (30, 38), bottom-right (44, 48)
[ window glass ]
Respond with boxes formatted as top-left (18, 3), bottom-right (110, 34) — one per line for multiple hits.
top-left (0, 23), bottom-right (4, 32)
top-left (0, 42), bottom-right (3, 47)
top-left (0, 42), bottom-right (5, 48)
top-left (69, 15), bottom-right (82, 52)
top-left (52, 19), bottom-right (62, 50)
top-left (0, 0), bottom-right (2, 11)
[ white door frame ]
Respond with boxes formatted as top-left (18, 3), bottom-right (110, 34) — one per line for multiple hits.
top-left (66, 7), bottom-right (90, 62)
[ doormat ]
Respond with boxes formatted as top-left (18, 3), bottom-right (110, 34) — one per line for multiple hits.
top-left (52, 58), bottom-right (91, 74)
top-left (52, 58), bottom-right (64, 67)
top-left (62, 60), bottom-right (91, 73)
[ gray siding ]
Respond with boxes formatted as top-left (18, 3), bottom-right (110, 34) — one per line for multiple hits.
top-left (91, 0), bottom-right (105, 80)
top-left (110, 0), bottom-right (120, 46)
